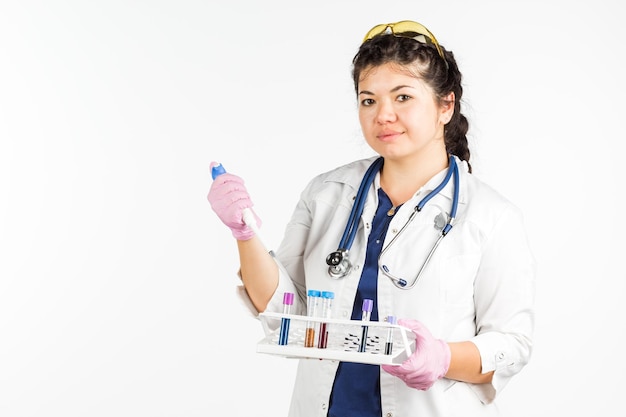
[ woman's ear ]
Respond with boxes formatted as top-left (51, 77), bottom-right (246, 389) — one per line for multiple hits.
top-left (440, 92), bottom-right (455, 124)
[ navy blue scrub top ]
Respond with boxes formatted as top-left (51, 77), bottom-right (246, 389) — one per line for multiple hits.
top-left (328, 188), bottom-right (399, 417)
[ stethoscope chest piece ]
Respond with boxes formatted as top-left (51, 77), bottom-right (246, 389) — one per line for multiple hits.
top-left (326, 249), bottom-right (352, 279)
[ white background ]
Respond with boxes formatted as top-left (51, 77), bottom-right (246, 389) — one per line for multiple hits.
top-left (1, 1), bottom-right (624, 416)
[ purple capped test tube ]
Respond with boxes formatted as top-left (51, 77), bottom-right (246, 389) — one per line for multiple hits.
top-left (278, 292), bottom-right (294, 345)
top-left (359, 299), bottom-right (373, 352)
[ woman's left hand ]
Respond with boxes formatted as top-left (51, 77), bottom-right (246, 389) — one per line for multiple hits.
top-left (381, 319), bottom-right (451, 390)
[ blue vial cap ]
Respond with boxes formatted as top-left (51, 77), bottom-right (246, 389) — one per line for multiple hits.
top-left (386, 315), bottom-right (397, 325)
top-left (362, 298), bottom-right (373, 312)
top-left (211, 163), bottom-right (227, 180)
top-left (307, 289), bottom-right (321, 297)
top-left (321, 291), bottom-right (334, 299)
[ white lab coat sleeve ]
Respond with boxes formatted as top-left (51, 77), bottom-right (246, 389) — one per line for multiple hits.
top-left (469, 203), bottom-right (536, 404)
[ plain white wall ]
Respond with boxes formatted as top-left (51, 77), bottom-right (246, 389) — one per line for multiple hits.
top-left (1, 1), bottom-right (624, 416)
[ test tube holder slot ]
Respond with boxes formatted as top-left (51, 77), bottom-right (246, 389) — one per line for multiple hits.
top-left (257, 312), bottom-right (415, 365)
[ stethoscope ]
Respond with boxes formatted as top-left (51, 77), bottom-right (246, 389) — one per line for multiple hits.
top-left (325, 155), bottom-right (460, 289)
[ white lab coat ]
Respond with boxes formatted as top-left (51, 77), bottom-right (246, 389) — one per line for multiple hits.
top-left (238, 155), bottom-right (536, 417)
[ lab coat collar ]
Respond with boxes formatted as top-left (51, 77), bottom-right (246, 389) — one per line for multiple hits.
top-left (321, 155), bottom-right (469, 205)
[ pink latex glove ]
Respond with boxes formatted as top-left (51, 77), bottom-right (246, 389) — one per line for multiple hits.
top-left (381, 318), bottom-right (451, 391)
top-left (207, 162), bottom-right (261, 241)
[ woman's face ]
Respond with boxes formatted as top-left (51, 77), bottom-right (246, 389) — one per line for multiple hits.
top-left (357, 62), bottom-right (453, 163)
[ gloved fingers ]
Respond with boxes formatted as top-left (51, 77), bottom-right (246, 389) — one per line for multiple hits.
top-left (210, 189), bottom-right (254, 211)
top-left (381, 364), bottom-right (406, 377)
top-left (398, 318), bottom-right (435, 349)
top-left (382, 354), bottom-right (424, 374)
top-left (382, 364), bottom-right (431, 391)
top-left (211, 176), bottom-right (261, 226)
top-left (207, 167), bottom-right (262, 241)
top-left (208, 174), bottom-right (253, 211)
top-left (398, 318), bottom-right (428, 335)
top-left (404, 374), bottom-right (436, 391)
top-left (383, 320), bottom-right (450, 392)
top-left (210, 172), bottom-right (246, 190)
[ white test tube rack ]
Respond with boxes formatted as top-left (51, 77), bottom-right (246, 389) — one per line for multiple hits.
top-left (256, 312), bottom-right (415, 365)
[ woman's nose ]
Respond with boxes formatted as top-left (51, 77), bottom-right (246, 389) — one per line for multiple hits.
top-left (376, 101), bottom-right (397, 124)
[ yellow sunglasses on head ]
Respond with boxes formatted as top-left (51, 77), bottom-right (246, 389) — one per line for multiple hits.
top-left (362, 20), bottom-right (446, 61)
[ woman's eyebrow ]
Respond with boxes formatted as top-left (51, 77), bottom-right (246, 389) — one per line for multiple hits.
top-left (358, 85), bottom-right (415, 96)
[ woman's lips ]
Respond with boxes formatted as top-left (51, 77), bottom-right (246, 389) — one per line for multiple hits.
top-left (377, 131), bottom-right (402, 142)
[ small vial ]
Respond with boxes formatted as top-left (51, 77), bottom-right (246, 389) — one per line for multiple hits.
top-left (384, 315), bottom-right (396, 355)
top-left (304, 290), bottom-right (321, 347)
top-left (278, 292), bottom-right (294, 346)
top-left (359, 299), bottom-right (373, 353)
top-left (317, 291), bottom-right (334, 349)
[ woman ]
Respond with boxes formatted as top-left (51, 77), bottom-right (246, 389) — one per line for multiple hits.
top-left (208, 20), bottom-right (535, 417)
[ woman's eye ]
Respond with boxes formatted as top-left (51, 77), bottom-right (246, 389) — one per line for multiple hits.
top-left (361, 98), bottom-right (375, 106)
top-left (397, 94), bottom-right (411, 102)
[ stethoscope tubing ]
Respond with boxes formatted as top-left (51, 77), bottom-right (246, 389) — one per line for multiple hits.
top-left (327, 155), bottom-right (460, 289)
top-left (377, 157), bottom-right (459, 289)
top-left (338, 157), bottom-right (384, 250)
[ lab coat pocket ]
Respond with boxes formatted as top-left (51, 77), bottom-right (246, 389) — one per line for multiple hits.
top-left (438, 252), bottom-right (479, 309)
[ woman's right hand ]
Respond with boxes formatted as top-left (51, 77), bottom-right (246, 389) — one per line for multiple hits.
top-left (207, 162), bottom-right (261, 241)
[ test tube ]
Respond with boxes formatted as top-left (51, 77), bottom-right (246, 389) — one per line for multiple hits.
top-left (278, 292), bottom-right (294, 346)
top-left (359, 299), bottom-right (373, 353)
top-left (317, 291), bottom-right (334, 349)
top-left (304, 290), bottom-right (321, 347)
top-left (384, 315), bottom-right (396, 355)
